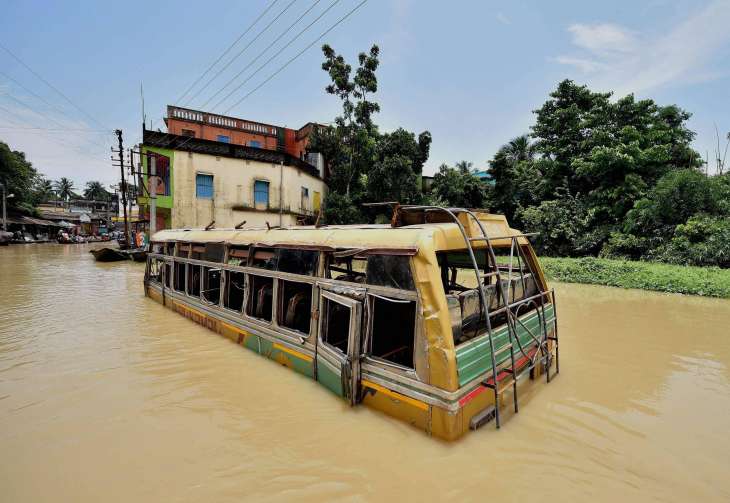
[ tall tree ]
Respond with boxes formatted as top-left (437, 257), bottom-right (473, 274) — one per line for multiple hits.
top-left (309, 44), bottom-right (432, 223)
top-left (0, 140), bottom-right (39, 214)
top-left (430, 162), bottom-right (490, 208)
top-left (54, 177), bottom-right (74, 201)
top-left (33, 177), bottom-right (55, 202)
top-left (83, 181), bottom-right (110, 201)
top-left (488, 135), bottom-right (540, 222)
top-left (489, 80), bottom-right (703, 255)
top-left (308, 44), bottom-right (381, 223)
top-left (366, 128), bottom-right (432, 203)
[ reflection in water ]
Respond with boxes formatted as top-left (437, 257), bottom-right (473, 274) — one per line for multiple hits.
top-left (1, 244), bottom-right (729, 502)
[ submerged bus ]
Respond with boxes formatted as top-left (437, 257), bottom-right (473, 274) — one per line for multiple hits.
top-left (143, 207), bottom-right (559, 440)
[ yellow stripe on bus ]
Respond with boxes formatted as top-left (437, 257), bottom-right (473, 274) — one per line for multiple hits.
top-left (361, 379), bottom-right (429, 411)
top-left (273, 343), bottom-right (313, 362)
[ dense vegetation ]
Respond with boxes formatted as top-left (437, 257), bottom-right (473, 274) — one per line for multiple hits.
top-left (490, 80), bottom-right (730, 269)
top-left (539, 256), bottom-right (730, 299)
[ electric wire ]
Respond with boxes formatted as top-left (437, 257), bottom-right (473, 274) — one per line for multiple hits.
top-left (186, 0), bottom-right (299, 107)
top-left (223, 0), bottom-right (368, 114)
top-left (175, 0), bottom-right (281, 105)
top-left (0, 41), bottom-right (110, 131)
top-left (0, 101), bottom-right (110, 161)
top-left (166, 0), bottom-right (367, 152)
top-left (199, 0), bottom-right (323, 110)
top-left (211, 0), bottom-right (343, 112)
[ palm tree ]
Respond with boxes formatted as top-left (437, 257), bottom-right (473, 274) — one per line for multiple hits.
top-left (34, 177), bottom-right (54, 201)
top-left (503, 135), bottom-right (536, 163)
top-left (455, 160), bottom-right (473, 174)
top-left (54, 178), bottom-right (74, 203)
top-left (83, 180), bottom-right (110, 201)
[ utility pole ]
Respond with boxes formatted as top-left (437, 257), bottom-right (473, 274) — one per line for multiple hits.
top-left (115, 129), bottom-right (129, 249)
top-left (149, 154), bottom-right (157, 236)
top-left (279, 160), bottom-right (283, 227)
top-left (1, 182), bottom-right (9, 231)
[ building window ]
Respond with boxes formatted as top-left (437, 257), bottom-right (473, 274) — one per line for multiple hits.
top-left (249, 140), bottom-right (261, 148)
top-left (181, 129), bottom-right (195, 137)
top-left (217, 135), bottom-right (230, 143)
top-left (254, 180), bottom-right (269, 206)
top-left (196, 174), bottom-right (214, 199)
top-left (301, 186), bottom-right (309, 211)
top-left (148, 152), bottom-right (171, 197)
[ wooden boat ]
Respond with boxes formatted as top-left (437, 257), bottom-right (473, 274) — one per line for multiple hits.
top-left (128, 249), bottom-right (148, 262)
top-left (90, 247), bottom-right (148, 262)
top-left (90, 247), bottom-right (128, 262)
top-left (143, 207), bottom-right (560, 440)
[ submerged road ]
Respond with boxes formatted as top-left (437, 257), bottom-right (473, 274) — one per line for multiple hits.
top-left (1, 243), bottom-right (729, 502)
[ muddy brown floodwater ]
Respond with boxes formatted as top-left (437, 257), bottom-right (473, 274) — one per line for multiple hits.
top-left (1, 243), bottom-right (730, 502)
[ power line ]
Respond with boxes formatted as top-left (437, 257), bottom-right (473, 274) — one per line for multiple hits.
top-left (0, 106), bottom-right (111, 162)
top-left (223, 0), bottom-right (368, 114)
top-left (187, 0), bottom-right (300, 107)
top-left (174, 0), bottom-right (281, 105)
top-left (0, 70), bottom-right (76, 125)
top-left (0, 70), bottom-right (112, 152)
top-left (0, 126), bottom-right (110, 133)
top-left (0, 92), bottom-right (111, 158)
top-left (200, 0), bottom-right (323, 110)
top-left (1, 92), bottom-right (70, 130)
top-left (211, 0), bottom-right (343, 112)
top-left (0, 41), bottom-right (110, 131)
top-left (165, 0), bottom-right (367, 153)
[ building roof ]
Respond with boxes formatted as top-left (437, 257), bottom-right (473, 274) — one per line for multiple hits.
top-left (143, 129), bottom-right (321, 178)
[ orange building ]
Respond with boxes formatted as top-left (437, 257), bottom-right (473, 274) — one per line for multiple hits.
top-left (164, 105), bottom-right (320, 164)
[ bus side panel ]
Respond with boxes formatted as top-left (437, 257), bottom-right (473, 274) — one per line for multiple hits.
top-left (360, 380), bottom-right (429, 432)
top-left (429, 405), bottom-right (462, 441)
top-left (270, 343), bottom-right (314, 378)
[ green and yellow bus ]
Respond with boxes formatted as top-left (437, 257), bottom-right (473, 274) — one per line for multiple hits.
top-left (144, 207), bottom-right (559, 440)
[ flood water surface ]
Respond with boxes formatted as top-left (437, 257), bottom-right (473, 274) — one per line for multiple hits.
top-left (1, 244), bottom-right (730, 502)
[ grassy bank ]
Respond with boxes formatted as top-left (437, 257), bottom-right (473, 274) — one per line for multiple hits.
top-left (537, 256), bottom-right (730, 298)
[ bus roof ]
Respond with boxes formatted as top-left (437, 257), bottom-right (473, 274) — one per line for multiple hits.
top-left (150, 213), bottom-right (528, 251)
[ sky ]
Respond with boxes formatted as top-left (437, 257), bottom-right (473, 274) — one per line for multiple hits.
top-left (1, 0), bottom-right (729, 189)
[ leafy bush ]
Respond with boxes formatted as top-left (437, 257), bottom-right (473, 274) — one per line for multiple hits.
top-left (539, 256), bottom-right (730, 298)
top-left (517, 195), bottom-right (590, 256)
top-left (649, 216), bottom-right (730, 268)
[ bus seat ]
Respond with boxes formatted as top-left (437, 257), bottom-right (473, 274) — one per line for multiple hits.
top-left (255, 283), bottom-right (273, 318)
top-left (285, 291), bottom-right (310, 329)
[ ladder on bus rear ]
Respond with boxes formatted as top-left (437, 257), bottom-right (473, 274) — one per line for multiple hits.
top-left (399, 205), bottom-right (558, 429)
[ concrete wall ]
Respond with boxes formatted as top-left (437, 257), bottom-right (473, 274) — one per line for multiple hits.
top-left (171, 150), bottom-right (326, 229)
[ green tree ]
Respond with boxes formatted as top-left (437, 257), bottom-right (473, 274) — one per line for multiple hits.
top-left (430, 162), bottom-right (491, 208)
top-left (603, 170), bottom-right (730, 260)
top-left (54, 177), bottom-right (74, 202)
top-left (309, 44), bottom-right (432, 224)
top-left (308, 44), bottom-right (381, 223)
top-left (83, 181), bottom-right (110, 201)
top-left (0, 140), bottom-right (40, 214)
top-left (34, 177), bottom-right (54, 202)
top-left (490, 80), bottom-right (704, 256)
top-left (366, 128), bottom-right (431, 204)
top-left (488, 135), bottom-right (539, 222)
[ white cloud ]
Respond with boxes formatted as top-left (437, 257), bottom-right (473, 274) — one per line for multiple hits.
top-left (496, 13), bottom-right (511, 25)
top-left (555, 0), bottom-right (730, 95)
top-left (553, 56), bottom-right (606, 74)
top-left (567, 23), bottom-right (636, 54)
